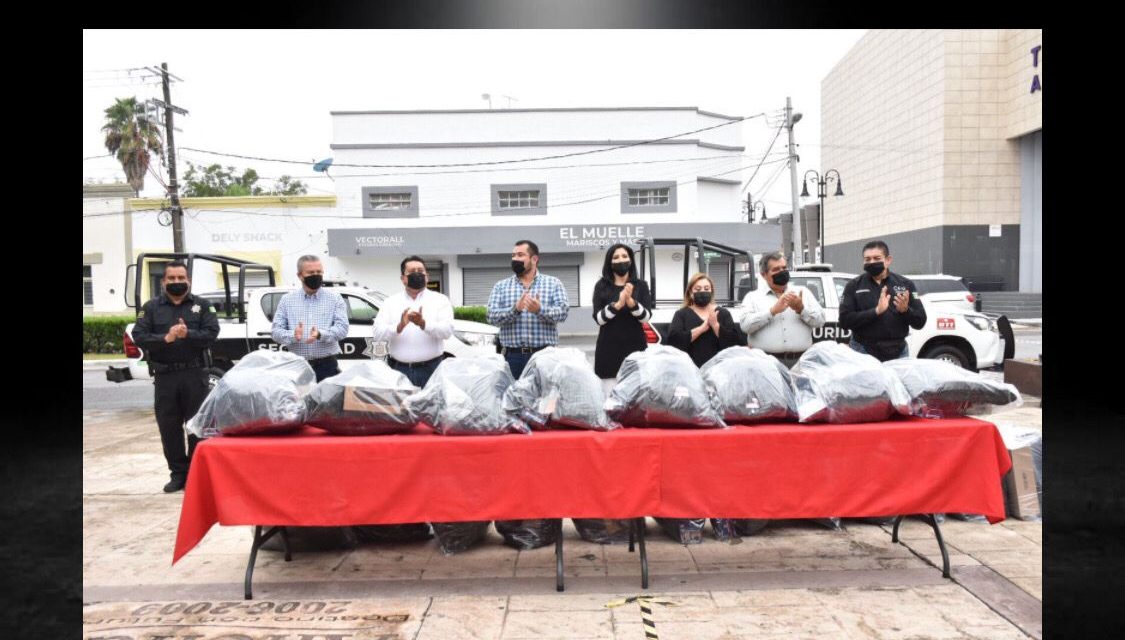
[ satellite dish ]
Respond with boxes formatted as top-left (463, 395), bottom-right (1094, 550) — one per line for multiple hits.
top-left (313, 158), bottom-right (334, 172)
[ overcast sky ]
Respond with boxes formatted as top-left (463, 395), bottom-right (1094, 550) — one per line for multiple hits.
top-left (83, 29), bottom-right (866, 215)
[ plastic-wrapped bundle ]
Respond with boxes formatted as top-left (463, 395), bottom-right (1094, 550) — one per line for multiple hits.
top-left (572, 518), bottom-right (634, 545)
top-left (187, 370), bottom-right (307, 437)
top-left (710, 518), bottom-right (742, 544)
top-left (405, 355), bottom-right (529, 435)
top-left (790, 342), bottom-right (911, 424)
top-left (188, 350), bottom-right (317, 437)
top-left (605, 345), bottom-right (727, 429)
top-left (494, 519), bottom-right (562, 550)
top-left (305, 361), bottom-right (418, 435)
top-left (656, 518), bottom-right (706, 544)
top-left (430, 521), bottom-right (491, 555)
top-left (883, 358), bottom-right (1022, 418)
top-left (700, 347), bottom-right (798, 423)
top-left (502, 347), bottom-right (617, 431)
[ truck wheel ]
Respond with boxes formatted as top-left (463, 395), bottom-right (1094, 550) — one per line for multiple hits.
top-left (206, 367), bottom-right (226, 390)
top-left (921, 345), bottom-right (972, 370)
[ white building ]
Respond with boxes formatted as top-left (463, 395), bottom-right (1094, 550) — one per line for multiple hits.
top-left (86, 107), bottom-right (783, 332)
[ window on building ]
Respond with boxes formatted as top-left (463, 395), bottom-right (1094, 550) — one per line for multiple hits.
top-left (491, 183), bottom-right (548, 216)
top-left (628, 187), bottom-right (670, 207)
top-left (368, 192), bottom-right (412, 210)
top-left (83, 265), bottom-right (94, 306)
top-left (498, 190), bottom-right (540, 210)
top-left (362, 186), bottom-right (420, 218)
top-left (620, 181), bottom-right (677, 213)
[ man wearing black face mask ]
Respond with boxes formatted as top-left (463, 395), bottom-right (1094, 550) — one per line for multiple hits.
top-left (486, 240), bottom-right (570, 379)
top-left (739, 251), bottom-right (824, 368)
top-left (132, 260), bottom-right (219, 492)
top-left (271, 254), bottom-right (350, 381)
top-left (371, 256), bottom-right (454, 387)
top-left (839, 240), bottom-right (926, 362)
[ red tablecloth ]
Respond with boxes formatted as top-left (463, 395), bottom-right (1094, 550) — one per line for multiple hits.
top-left (174, 417), bottom-right (1011, 564)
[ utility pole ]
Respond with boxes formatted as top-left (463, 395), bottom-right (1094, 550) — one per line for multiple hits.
top-left (786, 97), bottom-right (804, 266)
top-left (156, 63), bottom-right (188, 253)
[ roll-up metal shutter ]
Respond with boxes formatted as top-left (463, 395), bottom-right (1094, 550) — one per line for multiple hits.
top-left (462, 266), bottom-right (580, 307)
top-left (707, 258), bottom-right (732, 302)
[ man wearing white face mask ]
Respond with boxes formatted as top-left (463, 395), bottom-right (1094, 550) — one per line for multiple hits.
top-left (739, 251), bottom-right (825, 369)
top-left (371, 256), bottom-right (455, 388)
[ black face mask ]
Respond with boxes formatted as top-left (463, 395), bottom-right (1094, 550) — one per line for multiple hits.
top-left (511, 260), bottom-right (527, 276)
top-left (611, 261), bottom-right (631, 276)
top-left (692, 291), bottom-right (712, 306)
top-left (406, 272), bottom-right (426, 290)
top-left (863, 262), bottom-right (885, 278)
top-left (771, 270), bottom-right (790, 286)
top-left (165, 282), bottom-right (188, 297)
top-left (303, 274), bottom-right (324, 290)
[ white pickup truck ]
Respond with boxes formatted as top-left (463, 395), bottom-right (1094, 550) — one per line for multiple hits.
top-left (108, 253), bottom-right (498, 385)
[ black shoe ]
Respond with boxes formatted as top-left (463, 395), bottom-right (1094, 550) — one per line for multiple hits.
top-left (163, 478), bottom-right (186, 493)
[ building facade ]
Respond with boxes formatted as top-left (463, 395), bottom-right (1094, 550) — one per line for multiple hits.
top-left (820, 29), bottom-right (1042, 292)
top-left (85, 107), bottom-right (783, 332)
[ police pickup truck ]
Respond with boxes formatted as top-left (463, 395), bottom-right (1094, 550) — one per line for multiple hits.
top-left (107, 253), bottom-right (499, 385)
top-left (636, 240), bottom-right (1014, 371)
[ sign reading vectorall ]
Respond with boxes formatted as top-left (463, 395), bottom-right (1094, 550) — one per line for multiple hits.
top-left (355, 235), bottom-right (405, 247)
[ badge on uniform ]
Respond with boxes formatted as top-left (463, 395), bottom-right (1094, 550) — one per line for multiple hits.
top-left (191, 304), bottom-right (201, 313)
top-left (137, 310), bottom-right (145, 318)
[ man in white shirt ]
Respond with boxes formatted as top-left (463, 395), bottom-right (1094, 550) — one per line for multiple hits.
top-left (739, 251), bottom-right (826, 369)
top-left (371, 256), bottom-right (455, 387)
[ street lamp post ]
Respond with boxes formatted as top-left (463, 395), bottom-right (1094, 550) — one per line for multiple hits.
top-left (801, 169), bottom-right (843, 263)
top-left (749, 200), bottom-right (767, 223)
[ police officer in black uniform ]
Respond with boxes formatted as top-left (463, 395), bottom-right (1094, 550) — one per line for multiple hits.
top-left (839, 240), bottom-right (927, 361)
top-left (131, 261), bottom-right (220, 492)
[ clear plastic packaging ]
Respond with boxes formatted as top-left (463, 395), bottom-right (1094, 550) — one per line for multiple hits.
top-left (710, 518), bottom-right (743, 544)
top-left (405, 355), bottom-right (530, 435)
top-left (656, 517), bottom-right (707, 544)
top-left (305, 361), bottom-right (418, 435)
top-left (883, 358), bottom-right (1023, 418)
top-left (430, 521), bottom-right (492, 555)
top-left (188, 350), bottom-right (317, 438)
top-left (605, 345), bottom-right (727, 429)
top-left (188, 371), bottom-right (307, 437)
top-left (700, 347), bottom-right (798, 423)
top-left (572, 518), bottom-right (635, 545)
top-left (494, 519), bottom-right (563, 550)
top-left (789, 342), bottom-right (911, 424)
top-left (502, 347), bottom-right (617, 431)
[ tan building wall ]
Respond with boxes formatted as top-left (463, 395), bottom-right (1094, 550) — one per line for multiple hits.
top-left (822, 28), bottom-right (1042, 249)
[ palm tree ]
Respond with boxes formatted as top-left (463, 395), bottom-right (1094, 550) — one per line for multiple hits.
top-left (102, 97), bottom-right (164, 195)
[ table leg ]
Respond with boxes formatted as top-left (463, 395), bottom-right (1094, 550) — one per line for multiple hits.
top-left (555, 531), bottom-right (565, 592)
top-left (244, 525), bottom-right (287, 600)
top-left (920, 514), bottom-right (952, 578)
top-left (635, 518), bottom-right (649, 589)
top-left (629, 523), bottom-right (635, 553)
top-left (891, 515), bottom-right (905, 543)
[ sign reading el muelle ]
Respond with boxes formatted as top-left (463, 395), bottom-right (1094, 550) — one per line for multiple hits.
top-left (328, 222), bottom-right (779, 256)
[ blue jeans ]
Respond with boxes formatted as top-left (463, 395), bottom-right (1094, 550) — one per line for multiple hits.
top-left (504, 351), bottom-right (534, 380)
top-left (849, 339), bottom-right (909, 361)
top-left (309, 356), bottom-right (341, 382)
top-left (391, 359), bottom-right (440, 388)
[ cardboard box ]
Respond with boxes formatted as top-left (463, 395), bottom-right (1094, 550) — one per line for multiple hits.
top-left (1002, 446), bottom-right (1041, 520)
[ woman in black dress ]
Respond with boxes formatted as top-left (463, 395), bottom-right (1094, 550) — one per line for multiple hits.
top-left (592, 243), bottom-right (653, 394)
top-left (665, 272), bottom-right (745, 368)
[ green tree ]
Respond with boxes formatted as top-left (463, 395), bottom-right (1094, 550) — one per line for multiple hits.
top-left (102, 97), bottom-right (164, 195)
top-left (182, 162), bottom-right (308, 197)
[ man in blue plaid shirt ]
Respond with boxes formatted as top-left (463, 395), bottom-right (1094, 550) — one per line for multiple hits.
top-left (271, 255), bottom-right (350, 381)
top-left (487, 240), bottom-right (569, 379)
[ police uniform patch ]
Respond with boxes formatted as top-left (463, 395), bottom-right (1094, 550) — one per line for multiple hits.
top-left (191, 304), bottom-right (201, 313)
top-left (137, 310), bottom-right (145, 318)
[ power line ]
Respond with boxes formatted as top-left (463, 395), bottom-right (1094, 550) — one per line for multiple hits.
top-left (179, 113), bottom-right (765, 169)
top-left (741, 122), bottom-right (786, 193)
top-left (83, 157), bottom-right (790, 222)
